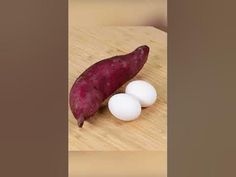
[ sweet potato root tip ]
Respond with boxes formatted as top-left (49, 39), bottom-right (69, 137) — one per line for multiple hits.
top-left (77, 116), bottom-right (84, 128)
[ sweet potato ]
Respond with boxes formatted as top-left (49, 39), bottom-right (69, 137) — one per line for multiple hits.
top-left (69, 45), bottom-right (150, 127)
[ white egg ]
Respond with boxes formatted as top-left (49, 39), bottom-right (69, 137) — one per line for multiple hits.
top-left (125, 80), bottom-right (157, 107)
top-left (108, 93), bottom-right (141, 121)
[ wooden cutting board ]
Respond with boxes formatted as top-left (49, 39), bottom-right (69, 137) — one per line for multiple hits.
top-left (69, 26), bottom-right (167, 151)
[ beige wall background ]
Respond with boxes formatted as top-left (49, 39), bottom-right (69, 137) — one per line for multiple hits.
top-left (69, 0), bottom-right (167, 31)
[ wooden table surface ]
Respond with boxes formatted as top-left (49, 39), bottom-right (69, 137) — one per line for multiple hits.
top-left (69, 26), bottom-right (167, 151)
top-left (69, 151), bottom-right (167, 177)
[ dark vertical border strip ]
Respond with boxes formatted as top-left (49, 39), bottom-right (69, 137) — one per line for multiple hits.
top-left (169, 0), bottom-right (236, 176)
top-left (0, 0), bottom-right (68, 177)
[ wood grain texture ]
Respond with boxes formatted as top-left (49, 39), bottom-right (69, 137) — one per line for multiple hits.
top-left (69, 26), bottom-right (167, 151)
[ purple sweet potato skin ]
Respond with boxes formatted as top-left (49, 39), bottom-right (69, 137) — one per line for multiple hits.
top-left (69, 45), bottom-right (149, 127)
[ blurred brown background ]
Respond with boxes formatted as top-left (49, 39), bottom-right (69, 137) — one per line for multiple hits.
top-left (69, 0), bottom-right (167, 31)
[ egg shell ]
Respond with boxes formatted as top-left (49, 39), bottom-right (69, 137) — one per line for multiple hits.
top-left (108, 93), bottom-right (141, 121)
top-left (125, 80), bottom-right (157, 107)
